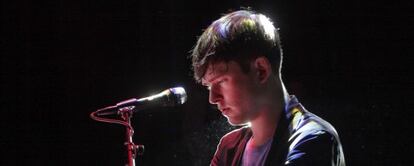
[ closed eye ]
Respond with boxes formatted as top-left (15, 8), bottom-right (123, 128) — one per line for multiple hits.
top-left (213, 78), bottom-right (226, 87)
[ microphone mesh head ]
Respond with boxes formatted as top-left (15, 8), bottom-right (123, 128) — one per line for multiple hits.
top-left (170, 87), bottom-right (187, 105)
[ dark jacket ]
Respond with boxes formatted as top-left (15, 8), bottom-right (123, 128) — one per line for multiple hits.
top-left (211, 96), bottom-right (345, 166)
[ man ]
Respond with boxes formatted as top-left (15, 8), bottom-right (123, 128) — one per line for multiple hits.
top-left (190, 10), bottom-right (345, 166)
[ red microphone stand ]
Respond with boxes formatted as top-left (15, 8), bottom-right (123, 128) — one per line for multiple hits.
top-left (91, 106), bottom-right (144, 166)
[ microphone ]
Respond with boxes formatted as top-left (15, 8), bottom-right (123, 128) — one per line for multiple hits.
top-left (96, 87), bottom-right (187, 116)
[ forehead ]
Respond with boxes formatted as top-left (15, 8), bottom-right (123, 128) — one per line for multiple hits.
top-left (201, 62), bottom-right (229, 84)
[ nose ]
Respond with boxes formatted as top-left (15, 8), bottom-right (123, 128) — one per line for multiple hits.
top-left (209, 86), bottom-right (223, 104)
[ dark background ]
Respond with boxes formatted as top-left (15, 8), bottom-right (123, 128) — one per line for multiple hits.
top-left (1, 0), bottom-right (412, 165)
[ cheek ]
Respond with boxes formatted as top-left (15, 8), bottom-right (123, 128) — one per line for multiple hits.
top-left (226, 81), bottom-right (254, 104)
top-left (237, 81), bottom-right (261, 107)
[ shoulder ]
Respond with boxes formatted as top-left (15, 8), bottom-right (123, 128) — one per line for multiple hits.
top-left (290, 110), bottom-right (342, 149)
top-left (286, 131), bottom-right (339, 165)
top-left (289, 107), bottom-right (341, 144)
top-left (211, 126), bottom-right (251, 166)
top-left (285, 112), bottom-right (345, 165)
top-left (218, 126), bottom-right (251, 148)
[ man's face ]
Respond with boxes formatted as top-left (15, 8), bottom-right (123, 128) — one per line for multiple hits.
top-left (201, 61), bottom-right (260, 126)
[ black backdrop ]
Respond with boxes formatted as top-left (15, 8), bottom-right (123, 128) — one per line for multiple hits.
top-left (1, 0), bottom-right (412, 165)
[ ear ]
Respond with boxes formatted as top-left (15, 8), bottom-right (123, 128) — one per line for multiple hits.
top-left (253, 57), bottom-right (272, 84)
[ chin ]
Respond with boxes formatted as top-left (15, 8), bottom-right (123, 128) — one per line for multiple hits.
top-left (227, 118), bottom-right (250, 127)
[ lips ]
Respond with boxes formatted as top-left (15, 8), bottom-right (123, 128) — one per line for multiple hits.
top-left (220, 108), bottom-right (230, 116)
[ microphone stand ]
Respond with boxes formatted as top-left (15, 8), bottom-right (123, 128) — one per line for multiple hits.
top-left (119, 107), bottom-right (144, 166)
top-left (90, 106), bottom-right (145, 166)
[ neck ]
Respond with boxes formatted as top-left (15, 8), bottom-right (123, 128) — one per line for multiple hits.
top-left (249, 78), bottom-right (288, 147)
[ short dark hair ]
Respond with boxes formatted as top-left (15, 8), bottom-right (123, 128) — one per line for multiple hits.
top-left (190, 10), bottom-right (283, 82)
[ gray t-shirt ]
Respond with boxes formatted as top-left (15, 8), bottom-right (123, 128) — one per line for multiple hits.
top-left (241, 137), bottom-right (273, 166)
